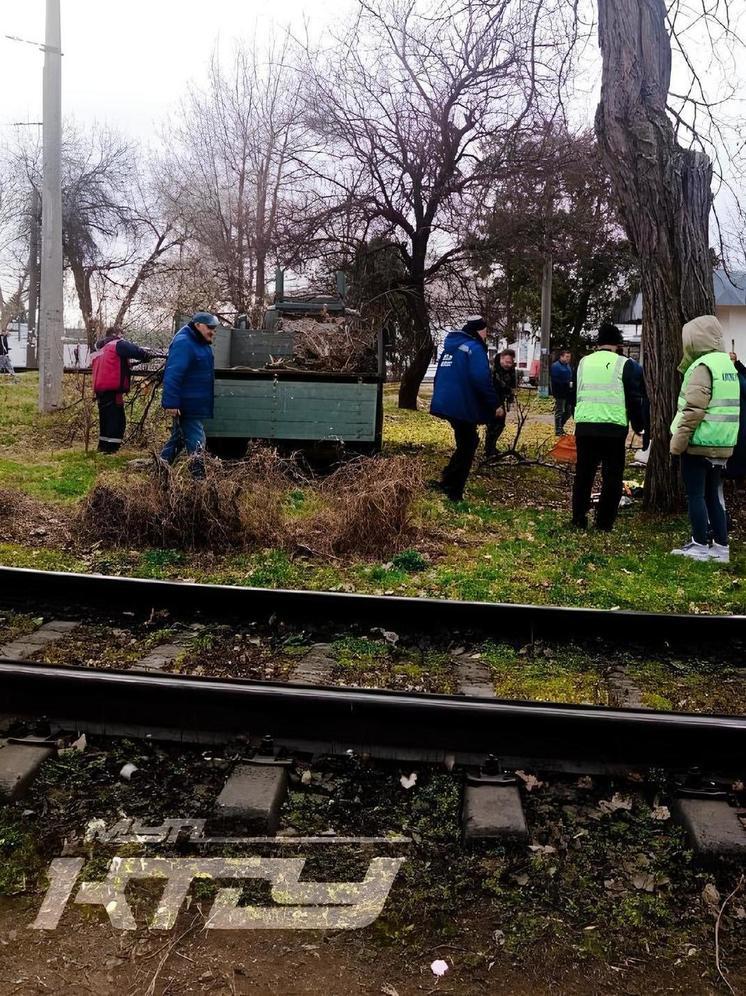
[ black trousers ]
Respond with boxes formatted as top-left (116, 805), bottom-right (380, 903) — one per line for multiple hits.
top-left (484, 414), bottom-right (507, 456)
top-left (442, 419), bottom-right (479, 500)
top-left (97, 392), bottom-right (126, 453)
top-left (572, 434), bottom-right (626, 530)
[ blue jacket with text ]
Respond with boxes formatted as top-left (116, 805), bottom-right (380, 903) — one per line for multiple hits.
top-left (430, 329), bottom-right (498, 425)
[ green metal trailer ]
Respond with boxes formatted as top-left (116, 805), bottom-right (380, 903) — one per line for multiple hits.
top-left (193, 283), bottom-right (384, 455)
top-left (204, 363), bottom-right (383, 457)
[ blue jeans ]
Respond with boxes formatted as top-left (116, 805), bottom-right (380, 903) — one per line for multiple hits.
top-left (160, 417), bottom-right (206, 478)
top-left (680, 452), bottom-right (728, 546)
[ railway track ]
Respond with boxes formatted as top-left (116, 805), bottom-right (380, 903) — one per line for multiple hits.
top-left (1, 565), bottom-right (745, 856)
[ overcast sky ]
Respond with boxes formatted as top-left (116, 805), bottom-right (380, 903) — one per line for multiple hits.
top-left (0, 0), bottom-right (352, 141)
top-left (1, 0), bottom-right (741, 255)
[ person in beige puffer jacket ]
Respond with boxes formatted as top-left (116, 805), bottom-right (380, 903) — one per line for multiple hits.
top-left (669, 315), bottom-right (740, 562)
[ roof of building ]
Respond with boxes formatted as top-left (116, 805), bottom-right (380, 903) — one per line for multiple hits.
top-left (617, 269), bottom-right (746, 323)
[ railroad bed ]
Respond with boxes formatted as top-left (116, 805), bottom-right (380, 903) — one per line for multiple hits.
top-left (0, 566), bottom-right (744, 856)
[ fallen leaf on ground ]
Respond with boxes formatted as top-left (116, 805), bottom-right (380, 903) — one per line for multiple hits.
top-left (702, 882), bottom-right (721, 913)
top-left (650, 805), bottom-right (670, 821)
top-left (515, 770), bottom-right (544, 792)
top-left (598, 793), bottom-right (633, 814)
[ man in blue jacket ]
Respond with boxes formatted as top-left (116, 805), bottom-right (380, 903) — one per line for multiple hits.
top-left (550, 349), bottom-right (575, 435)
top-left (160, 312), bottom-right (218, 479)
top-left (429, 316), bottom-right (499, 501)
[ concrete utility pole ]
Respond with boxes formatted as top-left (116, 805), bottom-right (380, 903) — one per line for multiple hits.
top-left (39, 0), bottom-right (64, 411)
top-left (27, 187), bottom-right (41, 367)
top-left (538, 254), bottom-right (552, 398)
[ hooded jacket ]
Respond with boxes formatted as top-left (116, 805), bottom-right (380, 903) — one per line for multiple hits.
top-left (430, 328), bottom-right (498, 425)
top-left (670, 315), bottom-right (737, 458)
top-left (161, 324), bottom-right (215, 419)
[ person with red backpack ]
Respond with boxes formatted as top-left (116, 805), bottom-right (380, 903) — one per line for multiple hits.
top-left (91, 327), bottom-right (153, 453)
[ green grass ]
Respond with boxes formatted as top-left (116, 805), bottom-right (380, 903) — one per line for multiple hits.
top-left (0, 373), bottom-right (130, 501)
top-left (480, 641), bottom-right (608, 705)
top-left (0, 372), bottom-right (744, 615)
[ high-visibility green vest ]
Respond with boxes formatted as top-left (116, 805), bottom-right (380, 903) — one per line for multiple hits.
top-left (670, 352), bottom-right (740, 447)
top-left (574, 350), bottom-right (628, 426)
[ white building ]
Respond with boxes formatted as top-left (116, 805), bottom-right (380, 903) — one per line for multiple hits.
top-left (620, 269), bottom-right (746, 360)
top-left (4, 321), bottom-right (90, 370)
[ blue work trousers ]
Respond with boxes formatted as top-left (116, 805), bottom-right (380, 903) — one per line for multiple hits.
top-left (160, 416), bottom-right (206, 479)
top-left (680, 452), bottom-right (728, 546)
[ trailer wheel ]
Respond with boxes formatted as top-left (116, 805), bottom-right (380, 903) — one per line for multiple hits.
top-left (206, 437), bottom-right (249, 460)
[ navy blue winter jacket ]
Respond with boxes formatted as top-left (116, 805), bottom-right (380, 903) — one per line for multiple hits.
top-left (161, 324), bottom-right (215, 419)
top-left (550, 360), bottom-right (574, 400)
top-left (430, 329), bottom-right (498, 425)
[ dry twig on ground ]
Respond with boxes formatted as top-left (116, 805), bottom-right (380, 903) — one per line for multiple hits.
top-left (714, 874), bottom-right (744, 996)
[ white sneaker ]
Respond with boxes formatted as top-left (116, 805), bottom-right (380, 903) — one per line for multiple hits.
top-left (710, 542), bottom-right (730, 563)
top-left (670, 539), bottom-right (711, 561)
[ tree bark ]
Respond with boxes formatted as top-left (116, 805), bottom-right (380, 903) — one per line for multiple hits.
top-left (68, 257), bottom-right (95, 345)
top-left (595, 0), bottom-right (714, 512)
top-left (397, 285), bottom-right (434, 410)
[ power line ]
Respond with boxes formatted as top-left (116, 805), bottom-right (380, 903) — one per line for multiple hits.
top-left (2, 32), bottom-right (62, 54)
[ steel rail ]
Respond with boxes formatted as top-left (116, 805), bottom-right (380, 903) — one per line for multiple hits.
top-left (1, 660), bottom-right (744, 769)
top-left (1, 567), bottom-right (744, 644)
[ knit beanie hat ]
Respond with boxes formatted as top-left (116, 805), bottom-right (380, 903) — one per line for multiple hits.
top-left (463, 315), bottom-right (487, 335)
top-left (598, 322), bottom-right (624, 346)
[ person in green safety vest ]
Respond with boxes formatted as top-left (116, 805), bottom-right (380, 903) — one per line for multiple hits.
top-left (669, 315), bottom-right (740, 563)
top-left (571, 323), bottom-right (644, 531)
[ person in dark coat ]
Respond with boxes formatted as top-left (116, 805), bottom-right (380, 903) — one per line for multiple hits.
top-left (484, 348), bottom-right (517, 458)
top-left (0, 332), bottom-right (17, 378)
top-left (160, 312), bottom-right (218, 479)
top-left (617, 347), bottom-right (650, 452)
top-left (550, 349), bottom-right (574, 435)
top-left (91, 327), bottom-right (153, 453)
top-left (430, 316), bottom-right (499, 501)
top-left (572, 323), bottom-right (644, 531)
top-left (725, 351), bottom-right (746, 481)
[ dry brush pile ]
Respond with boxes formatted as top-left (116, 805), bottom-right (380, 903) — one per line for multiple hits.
top-left (76, 450), bottom-right (422, 559)
top-left (282, 314), bottom-right (377, 374)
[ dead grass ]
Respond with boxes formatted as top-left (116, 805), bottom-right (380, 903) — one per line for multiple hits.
top-left (77, 452), bottom-right (286, 552)
top-left (0, 488), bottom-right (72, 547)
top-left (75, 450), bottom-right (422, 559)
top-left (298, 455), bottom-right (422, 558)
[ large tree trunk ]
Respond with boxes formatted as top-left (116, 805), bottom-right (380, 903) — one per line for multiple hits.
top-left (397, 286), bottom-right (433, 410)
top-left (595, 0), bottom-right (714, 512)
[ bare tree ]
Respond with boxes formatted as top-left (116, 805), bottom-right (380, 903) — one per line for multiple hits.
top-left (302, 0), bottom-right (575, 408)
top-left (0, 162), bottom-right (32, 332)
top-left (9, 125), bottom-right (184, 344)
top-left (164, 35), bottom-right (308, 322)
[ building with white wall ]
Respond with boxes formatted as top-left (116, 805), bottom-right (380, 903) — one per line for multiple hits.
top-left (620, 269), bottom-right (746, 360)
top-left (4, 321), bottom-right (90, 370)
